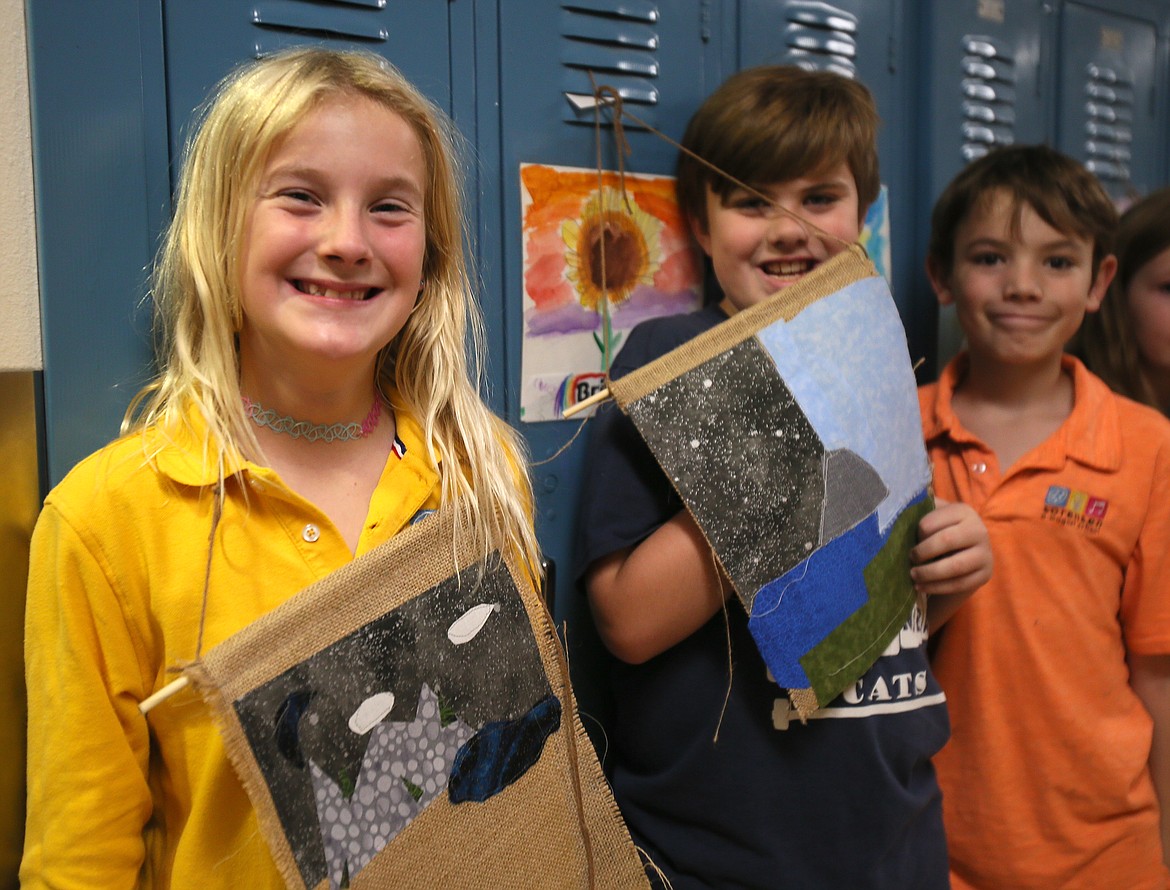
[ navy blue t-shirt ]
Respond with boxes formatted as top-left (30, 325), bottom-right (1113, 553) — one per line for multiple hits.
top-left (576, 306), bottom-right (951, 889)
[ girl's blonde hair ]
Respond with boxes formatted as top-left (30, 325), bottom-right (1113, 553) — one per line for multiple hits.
top-left (126, 46), bottom-right (540, 573)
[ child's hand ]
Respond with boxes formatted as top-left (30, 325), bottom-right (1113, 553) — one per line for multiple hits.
top-left (910, 497), bottom-right (993, 600)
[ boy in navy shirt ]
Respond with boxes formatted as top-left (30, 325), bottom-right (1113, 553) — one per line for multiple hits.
top-left (577, 65), bottom-right (992, 888)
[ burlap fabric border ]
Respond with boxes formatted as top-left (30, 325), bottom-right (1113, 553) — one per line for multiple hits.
top-left (186, 506), bottom-right (648, 889)
top-left (608, 246), bottom-right (876, 411)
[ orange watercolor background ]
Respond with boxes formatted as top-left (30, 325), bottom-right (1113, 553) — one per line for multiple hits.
top-left (521, 165), bottom-right (697, 317)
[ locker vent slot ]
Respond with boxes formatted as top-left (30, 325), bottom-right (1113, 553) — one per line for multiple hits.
top-left (1081, 62), bottom-right (1134, 184)
top-left (958, 35), bottom-right (1017, 161)
top-left (779, 1), bottom-right (858, 78)
top-left (250, 0), bottom-right (389, 51)
top-left (561, 2), bottom-right (662, 127)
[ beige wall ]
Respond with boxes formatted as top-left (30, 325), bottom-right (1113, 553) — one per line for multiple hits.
top-left (0, 0), bottom-right (40, 372)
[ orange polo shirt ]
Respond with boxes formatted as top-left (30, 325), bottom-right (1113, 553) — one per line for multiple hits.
top-left (920, 354), bottom-right (1170, 890)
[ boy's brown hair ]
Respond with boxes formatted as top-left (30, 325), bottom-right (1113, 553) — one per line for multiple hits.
top-left (926, 144), bottom-right (1118, 281)
top-left (675, 65), bottom-right (880, 232)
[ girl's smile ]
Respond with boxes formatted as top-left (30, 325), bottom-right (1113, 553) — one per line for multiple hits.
top-left (292, 279), bottom-right (382, 301)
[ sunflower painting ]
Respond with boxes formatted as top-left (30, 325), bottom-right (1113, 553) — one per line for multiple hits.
top-left (519, 163), bottom-right (702, 422)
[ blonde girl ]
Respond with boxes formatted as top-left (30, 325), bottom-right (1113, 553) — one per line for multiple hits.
top-left (22, 47), bottom-right (540, 888)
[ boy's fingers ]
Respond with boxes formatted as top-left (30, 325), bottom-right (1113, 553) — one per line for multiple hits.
top-left (911, 549), bottom-right (993, 590)
top-left (912, 537), bottom-right (993, 577)
top-left (912, 561), bottom-right (987, 595)
top-left (914, 504), bottom-right (989, 564)
top-left (910, 524), bottom-right (976, 563)
top-left (915, 500), bottom-right (978, 544)
top-left (914, 571), bottom-right (986, 598)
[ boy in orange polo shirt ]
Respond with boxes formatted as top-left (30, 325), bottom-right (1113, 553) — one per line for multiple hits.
top-left (920, 144), bottom-right (1170, 889)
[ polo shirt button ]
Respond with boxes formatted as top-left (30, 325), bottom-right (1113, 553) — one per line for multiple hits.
top-left (302, 523), bottom-right (320, 543)
top-left (971, 461), bottom-right (987, 474)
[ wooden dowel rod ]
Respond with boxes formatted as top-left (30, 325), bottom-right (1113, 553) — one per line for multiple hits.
top-left (138, 675), bottom-right (189, 715)
top-left (562, 387), bottom-right (611, 419)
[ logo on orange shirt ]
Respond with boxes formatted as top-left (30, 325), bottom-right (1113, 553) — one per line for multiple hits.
top-left (1042, 485), bottom-right (1107, 532)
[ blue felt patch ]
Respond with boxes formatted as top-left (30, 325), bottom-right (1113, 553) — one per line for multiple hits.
top-left (447, 694), bottom-right (562, 804)
top-left (748, 513), bottom-right (884, 688)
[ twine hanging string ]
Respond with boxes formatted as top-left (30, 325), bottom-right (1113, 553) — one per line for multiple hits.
top-left (139, 476), bottom-right (225, 714)
top-left (562, 78), bottom-right (863, 420)
top-left (547, 621), bottom-right (598, 888)
top-left (590, 74), bottom-right (635, 376)
top-left (532, 77), bottom-right (632, 467)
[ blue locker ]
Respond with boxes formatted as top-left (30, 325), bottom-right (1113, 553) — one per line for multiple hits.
top-left (494, 2), bottom-right (726, 624)
top-left (737, 0), bottom-right (930, 361)
top-left (161, 1), bottom-right (456, 160)
top-left (25, 0), bottom-right (171, 484)
top-left (27, 1), bottom-right (472, 488)
top-left (1054, 0), bottom-right (1165, 203)
top-left (921, 0), bottom-right (1053, 367)
top-left (921, 0), bottom-right (1170, 368)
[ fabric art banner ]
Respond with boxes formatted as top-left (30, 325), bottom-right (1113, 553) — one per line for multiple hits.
top-left (608, 247), bottom-right (932, 718)
top-left (519, 163), bottom-right (702, 421)
top-left (186, 508), bottom-right (647, 889)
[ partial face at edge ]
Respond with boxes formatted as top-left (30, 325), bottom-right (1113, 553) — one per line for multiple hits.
top-left (1127, 244), bottom-right (1170, 382)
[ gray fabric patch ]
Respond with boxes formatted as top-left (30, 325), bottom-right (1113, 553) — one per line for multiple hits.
top-left (819, 448), bottom-right (888, 545)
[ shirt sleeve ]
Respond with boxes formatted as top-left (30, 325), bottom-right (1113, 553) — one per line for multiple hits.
top-left (21, 501), bottom-right (154, 889)
top-left (1120, 433), bottom-right (1170, 656)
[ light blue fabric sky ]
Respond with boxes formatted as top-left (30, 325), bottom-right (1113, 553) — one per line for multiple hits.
top-left (755, 275), bottom-right (930, 533)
